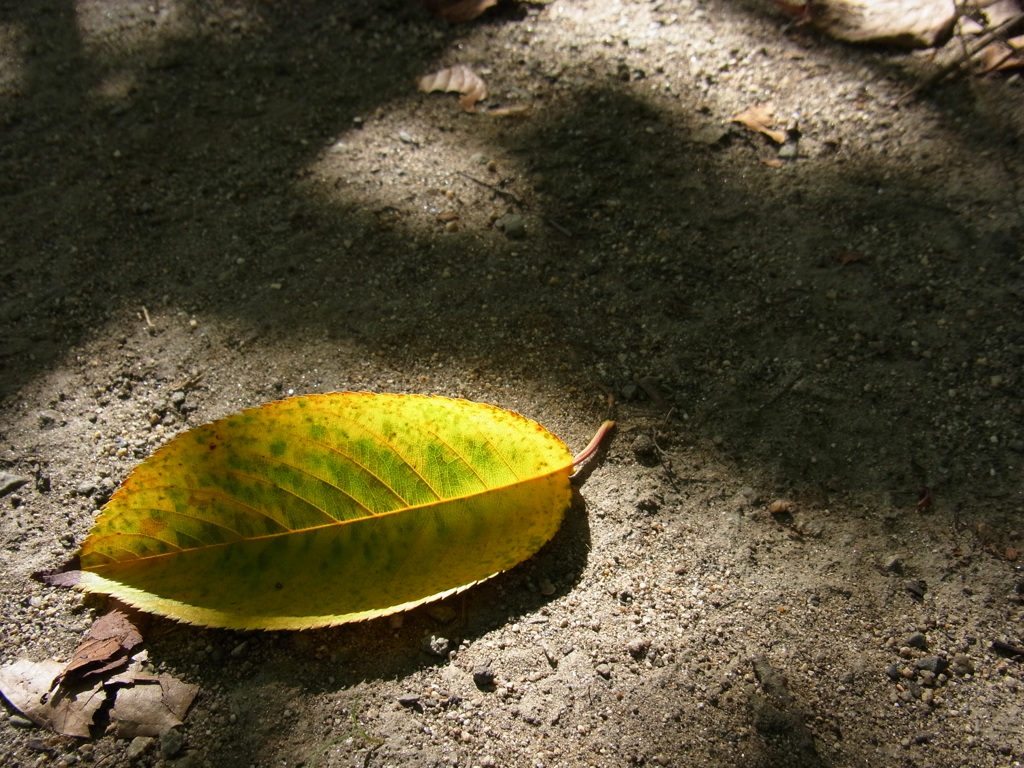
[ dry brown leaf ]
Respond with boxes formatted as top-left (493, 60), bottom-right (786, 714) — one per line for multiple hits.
top-left (60, 608), bottom-right (145, 685)
top-left (110, 676), bottom-right (199, 739)
top-left (0, 659), bottom-right (106, 738)
top-left (732, 103), bottom-right (787, 144)
top-left (0, 606), bottom-right (195, 739)
top-left (978, 35), bottom-right (1024, 73)
top-left (418, 64), bottom-right (487, 112)
top-left (422, 0), bottom-right (499, 23)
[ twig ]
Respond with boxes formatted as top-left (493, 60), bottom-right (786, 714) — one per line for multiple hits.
top-left (542, 216), bottom-right (573, 237)
top-left (898, 11), bottom-right (1024, 104)
top-left (140, 306), bottom-right (155, 329)
top-left (457, 171), bottom-right (525, 207)
top-left (991, 639), bottom-right (1024, 657)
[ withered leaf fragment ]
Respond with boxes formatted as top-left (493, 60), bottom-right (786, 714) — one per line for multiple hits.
top-left (58, 607), bottom-right (145, 687)
top-left (731, 103), bottom-right (787, 144)
top-left (419, 64), bottom-right (487, 112)
top-left (0, 659), bottom-right (106, 738)
top-left (979, 35), bottom-right (1024, 73)
top-left (109, 675), bottom-right (199, 739)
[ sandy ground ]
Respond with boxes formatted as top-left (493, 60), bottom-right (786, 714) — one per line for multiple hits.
top-left (2, 1), bottom-right (1024, 766)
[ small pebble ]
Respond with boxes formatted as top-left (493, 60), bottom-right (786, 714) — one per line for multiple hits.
top-left (0, 473), bottom-right (30, 497)
top-left (906, 632), bottom-right (927, 650)
top-left (884, 557), bottom-right (903, 573)
top-left (127, 736), bottom-right (154, 759)
top-left (421, 634), bottom-right (451, 657)
top-left (495, 213), bottom-right (526, 240)
top-left (159, 726), bottom-right (185, 758)
top-left (905, 580), bottom-right (927, 600)
top-left (915, 657), bottom-right (949, 675)
top-left (595, 663), bottom-right (612, 679)
top-left (626, 638), bottom-right (649, 657)
top-left (473, 667), bottom-right (496, 688)
top-left (951, 654), bottom-right (975, 676)
top-left (631, 433), bottom-right (658, 463)
top-left (38, 410), bottom-right (63, 429)
top-left (620, 383), bottom-right (640, 401)
top-left (397, 694), bottom-right (421, 709)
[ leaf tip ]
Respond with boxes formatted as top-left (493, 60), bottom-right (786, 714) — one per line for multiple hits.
top-left (34, 556), bottom-right (83, 589)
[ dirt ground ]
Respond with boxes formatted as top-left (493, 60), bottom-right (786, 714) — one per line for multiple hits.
top-left (2, 0), bottom-right (1024, 766)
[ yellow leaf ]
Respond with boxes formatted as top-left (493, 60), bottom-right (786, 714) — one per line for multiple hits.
top-left (75, 393), bottom-right (578, 630)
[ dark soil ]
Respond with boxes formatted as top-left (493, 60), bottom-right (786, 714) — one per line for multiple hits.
top-left (2, 1), bottom-right (1023, 767)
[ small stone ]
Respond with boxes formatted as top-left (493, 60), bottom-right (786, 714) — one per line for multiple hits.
top-left (626, 638), bottom-right (649, 657)
top-left (127, 736), bottom-right (154, 759)
top-left (905, 580), bottom-right (927, 600)
top-left (0, 473), bottom-right (30, 497)
top-left (951, 654), bottom-right (974, 676)
top-left (884, 557), bottom-right (903, 573)
top-left (636, 493), bottom-right (661, 513)
top-left (595, 663), bottom-right (612, 679)
top-left (426, 604), bottom-right (457, 624)
top-left (631, 433), bottom-right (658, 463)
top-left (915, 656), bottom-right (949, 675)
top-left (777, 140), bottom-right (799, 160)
top-left (538, 576), bottom-right (556, 596)
top-left (230, 641), bottom-right (248, 658)
top-left (159, 727), bottom-right (185, 758)
top-left (38, 410), bottom-right (63, 429)
top-left (421, 634), bottom-right (451, 657)
top-left (397, 694), bottom-right (422, 709)
top-left (170, 391), bottom-right (187, 409)
top-left (389, 614), bottom-right (404, 630)
top-left (620, 383), bottom-right (640, 401)
top-left (906, 632), bottom-right (927, 650)
top-left (473, 667), bottom-right (496, 688)
top-left (885, 664), bottom-right (901, 681)
top-left (9, 714), bottom-right (34, 728)
top-left (495, 214), bottom-right (526, 240)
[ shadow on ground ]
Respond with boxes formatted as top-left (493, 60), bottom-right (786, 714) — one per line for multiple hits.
top-left (2, 4), bottom-right (1023, 764)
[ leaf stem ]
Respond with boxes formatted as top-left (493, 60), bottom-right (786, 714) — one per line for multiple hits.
top-left (573, 420), bottom-right (616, 466)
